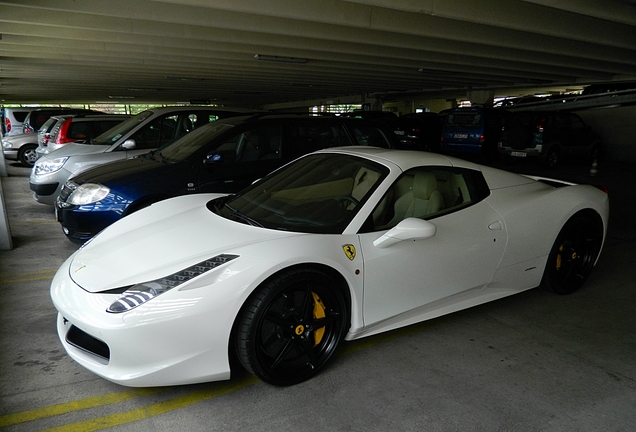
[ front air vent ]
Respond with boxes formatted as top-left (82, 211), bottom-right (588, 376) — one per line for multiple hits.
top-left (65, 324), bottom-right (110, 361)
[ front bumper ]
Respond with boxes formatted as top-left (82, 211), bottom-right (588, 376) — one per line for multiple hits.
top-left (50, 255), bottom-right (237, 387)
top-left (2, 149), bottom-right (18, 160)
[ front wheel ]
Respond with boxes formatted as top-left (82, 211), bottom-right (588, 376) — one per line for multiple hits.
top-left (541, 211), bottom-right (603, 295)
top-left (18, 144), bottom-right (38, 167)
top-left (236, 268), bottom-right (348, 386)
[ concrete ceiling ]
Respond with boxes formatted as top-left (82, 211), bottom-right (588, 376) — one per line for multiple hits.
top-left (1, 0), bottom-right (636, 109)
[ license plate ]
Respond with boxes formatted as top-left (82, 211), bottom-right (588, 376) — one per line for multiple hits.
top-left (394, 130), bottom-right (405, 135)
top-left (454, 133), bottom-right (468, 139)
top-left (511, 151), bottom-right (527, 157)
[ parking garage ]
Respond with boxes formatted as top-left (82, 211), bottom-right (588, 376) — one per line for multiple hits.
top-left (2, 1), bottom-right (636, 431)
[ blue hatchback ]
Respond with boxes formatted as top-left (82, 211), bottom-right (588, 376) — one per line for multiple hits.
top-left (54, 113), bottom-right (397, 243)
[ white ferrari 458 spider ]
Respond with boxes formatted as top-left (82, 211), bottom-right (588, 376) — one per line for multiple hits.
top-left (51, 147), bottom-right (609, 387)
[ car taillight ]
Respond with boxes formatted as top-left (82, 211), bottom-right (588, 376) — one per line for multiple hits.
top-left (536, 117), bottom-right (547, 133)
top-left (479, 135), bottom-right (485, 143)
top-left (55, 119), bottom-right (73, 144)
top-left (43, 133), bottom-right (51, 146)
top-left (5, 117), bottom-right (11, 132)
top-left (412, 128), bottom-right (420, 133)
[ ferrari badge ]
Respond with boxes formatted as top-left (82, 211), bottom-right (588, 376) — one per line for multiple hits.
top-left (343, 244), bottom-right (356, 261)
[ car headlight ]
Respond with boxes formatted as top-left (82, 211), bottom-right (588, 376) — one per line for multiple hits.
top-left (107, 254), bottom-right (239, 313)
top-left (2, 138), bottom-right (13, 149)
top-left (33, 157), bottom-right (69, 176)
top-left (67, 183), bottom-right (110, 205)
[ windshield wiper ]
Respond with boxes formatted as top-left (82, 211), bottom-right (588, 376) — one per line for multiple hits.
top-left (224, 203), bottom-right (263, 227)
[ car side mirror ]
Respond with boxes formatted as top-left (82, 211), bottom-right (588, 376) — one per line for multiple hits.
top-left (121, 139), bottom-right (136, 150)
top-left (373, 217), bottom-right (437, 248)
top-left (204, 150), bottom-right (236, 165)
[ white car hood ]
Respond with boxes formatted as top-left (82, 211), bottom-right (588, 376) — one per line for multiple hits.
top-left (69, 194), bottom-right (301, 292)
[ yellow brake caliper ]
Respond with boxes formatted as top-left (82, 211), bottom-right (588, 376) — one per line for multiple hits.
top-left (312, 291), bottom-right (326, 346)
top-left (556, 245), bottom-right (563, 270)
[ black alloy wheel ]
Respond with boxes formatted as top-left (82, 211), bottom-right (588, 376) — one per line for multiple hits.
top-left (541, 211), bottom-right (603, 295)
top-left (236, 268), bottom-right (348, 386)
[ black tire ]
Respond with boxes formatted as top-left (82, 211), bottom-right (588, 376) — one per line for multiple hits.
top-left (236, 268), bottom-right (348, 386)
top-left (18, 144), bottom-right (38, 167)
top-left (541, 211), bottom-right (603, 295)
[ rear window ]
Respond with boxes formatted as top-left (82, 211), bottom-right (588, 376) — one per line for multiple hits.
top-left (445, 111), bottom-right (483, 128)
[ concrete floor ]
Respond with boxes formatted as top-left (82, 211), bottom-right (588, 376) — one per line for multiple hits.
top-left (1, 158), bottom-right (635, 431)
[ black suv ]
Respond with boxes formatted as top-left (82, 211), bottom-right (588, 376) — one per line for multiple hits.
top-left (498, 111), bottom-right (602, 168)
top-left (54, 113), bottom-right (398, 243)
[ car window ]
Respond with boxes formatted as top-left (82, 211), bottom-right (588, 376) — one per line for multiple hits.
top-left (363, 167), bottom-right (487, 232)
top-left (551, 114), bottom-right (569, 131)
top-left (214, 153), bottom-right (388, 234)
top-left (157, 121), bottom-right (236, 162)
top-left (93, 110), bottom-right (154, 145)
top-left (569, 114), bottom-right (586, 131)
top-left (208, 125), bottom-right (283, 162)
top-left (445, 111), bottom-right (482, 128)
top-left (285, 123), bottom-right (346, 159)
top-left (67, 121), bottom-right (92, 140)
top-left (348, 124), bottom-right (391, 147)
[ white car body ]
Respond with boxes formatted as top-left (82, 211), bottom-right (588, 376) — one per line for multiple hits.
top-left (50, 147), bottom-right (609, 387)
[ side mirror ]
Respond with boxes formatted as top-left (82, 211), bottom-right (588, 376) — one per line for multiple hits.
top-left (121, 139), bottom-right (136, 150)
top-left (204, 150), bottom-right (236, 165)
top-left (373, 217), bottom-right (437, 248)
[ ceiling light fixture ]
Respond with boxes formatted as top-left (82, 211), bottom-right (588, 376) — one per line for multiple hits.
top-left (254, 54), bottom-right (308, 64)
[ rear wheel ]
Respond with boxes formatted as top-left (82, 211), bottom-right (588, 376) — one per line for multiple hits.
top-left (18, 144), bottom-right (38, 167)
top-left (236, 268), bottom-right (348, 386)
top-left (541, 211), bottom-right (603, 295)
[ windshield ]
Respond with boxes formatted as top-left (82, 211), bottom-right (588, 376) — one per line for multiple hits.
top-left (210, 153), bottom-right (388, 234)
top-left (92, 110), bottom-right (154, 145)
top-left (154, 120), bottom-right (237, 162)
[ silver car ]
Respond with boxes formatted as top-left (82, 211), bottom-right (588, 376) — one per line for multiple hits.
top-left (29, 106), bottom-right (253, 204)
top-left (35, 114), bottom-right (131, 158)
top-left (2, 132), bottom-right (38, 167)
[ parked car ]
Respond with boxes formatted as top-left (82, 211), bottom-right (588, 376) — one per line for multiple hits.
top-left (392, 112), bottom-right (443, 151)
top-left (36, 114), bottom-right (131, 157)
top-left (36, 116), bottom-right (64, 154)
top-left (1, 107), bottom-right (32, 137)
top-left (22, 107), bottom-right (102, 134)
top-left (54, 113), bottom-right (398, 243)
top-left (497, 111), bottom-right (603, 168)
top-left (2, 132), bottom-right (39, 167)
top-left (440, 107), bottom-right (510, 157)
top-left (50, 147), bottom-right (609, 387)
top-left (340, 110), bottom-right (397, 126)
top-left (30, 106), bottom-right (251, 205)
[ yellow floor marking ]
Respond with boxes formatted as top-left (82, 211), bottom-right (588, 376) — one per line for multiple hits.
top-left (40, 377), bottom-right (259, 432)
top-left (0, 388), bottom-right (165, 428)
top-left (0, 270), bottom-right (57, 284)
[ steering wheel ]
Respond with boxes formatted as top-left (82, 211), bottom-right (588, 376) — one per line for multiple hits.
top-left (335, 196), bottom-right (359, 209)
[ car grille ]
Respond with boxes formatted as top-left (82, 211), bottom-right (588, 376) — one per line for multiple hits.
top-left (59, 181), bottom-right (78, 203)
top-left (65, 324), bottom-right (110, 361)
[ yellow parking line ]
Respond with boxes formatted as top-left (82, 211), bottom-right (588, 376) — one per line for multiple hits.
top-left (0, 388), bottom-right (165, 428)
top-left (0, 270), bottom-right (57, 284)
top-left (0, 308), bottom-right (448, 430)
top-left (41, 377), bottom-right (259, 432)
